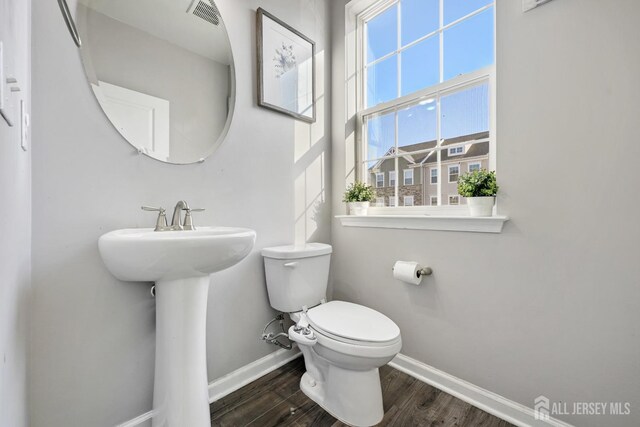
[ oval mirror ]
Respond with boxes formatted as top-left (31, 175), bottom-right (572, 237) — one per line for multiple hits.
top-left (76, 0), bottom-right (235, 164)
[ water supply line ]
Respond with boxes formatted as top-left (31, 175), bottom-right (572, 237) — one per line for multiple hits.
top-left (261, 313), bottom-right (292, 350)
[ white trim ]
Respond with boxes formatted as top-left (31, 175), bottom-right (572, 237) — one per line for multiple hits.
top-left (336, 214), bottom-right (508, 233)
top-left (209, 347), bottom-right (301, 402)
top-left (403, 195), bottom-right (414, 206)
top-left (389, 354), bottom-right (574, 427)
top-left (448, 194), bottom-right (460, 205)
top-left (430, 195), bottom-right (438, 206)
top-left (115, 410), bottom-right (154, 427)
top-left (448, 164), bottom-right (460, 183)
top-left (115, 348), bottom-right (301, 427)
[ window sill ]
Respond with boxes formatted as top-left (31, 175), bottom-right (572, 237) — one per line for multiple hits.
top-left (335, 214), bottom-right (509, 233)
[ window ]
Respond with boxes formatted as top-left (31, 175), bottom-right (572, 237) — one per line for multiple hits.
top-left (468, 162), bottom-right (481, 172)
top-left (448, 165), bottom-right (460, 183)
top-left (376, 197), bottom-right (385, 207)
top-left (404, 196), bottom-right (414, 206)
top-left (404, 169), bottom-right (414, 185)
top-left (448, 195), bottom-right (460, 205)
top-left (448, 146), bottom-right (464, 156)
top-left (430, 196), bottom-right (438, 205)
top-left (376, 172), bottom-right (384, 188)
top-left (358, 0), bottom-right (495, 209)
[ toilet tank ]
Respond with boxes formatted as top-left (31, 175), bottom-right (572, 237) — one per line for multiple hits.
top-left (262, 243), bottom-right (332, 313)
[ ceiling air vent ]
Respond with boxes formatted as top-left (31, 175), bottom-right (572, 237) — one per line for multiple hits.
top-left (187, 0), bottom-right (220, 26)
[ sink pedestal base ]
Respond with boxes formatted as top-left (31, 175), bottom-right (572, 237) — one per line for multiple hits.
top-left (152, 276), bottom-right (211, 427)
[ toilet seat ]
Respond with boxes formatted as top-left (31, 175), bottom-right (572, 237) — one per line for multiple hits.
top-left (306, 301), bottom-right (401, 347)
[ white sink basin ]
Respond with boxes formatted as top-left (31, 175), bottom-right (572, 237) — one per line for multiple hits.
top-left (99, 226), bottom-right (257, 282)
top-left (98, 226), bottom-right (256, 427)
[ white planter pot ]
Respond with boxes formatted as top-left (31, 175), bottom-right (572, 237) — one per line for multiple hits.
top-left (348, 201), bottom-right (370, 216)
top-left (467, 197), bottom-right (495, 217)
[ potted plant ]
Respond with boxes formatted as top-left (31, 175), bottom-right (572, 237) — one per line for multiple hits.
top-left (343, 181), bottom-right (375, 215)
top-left (457, 169), bottom-right (499, 217)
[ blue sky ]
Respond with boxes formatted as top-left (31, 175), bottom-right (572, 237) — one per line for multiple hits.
top-left (365, 0), bottom-right (494, 160)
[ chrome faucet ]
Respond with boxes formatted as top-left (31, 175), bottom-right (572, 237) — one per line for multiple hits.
top-left (142, 201), bottom-right (205, 231)
top-left (171, 200), bottom-right (190, 230)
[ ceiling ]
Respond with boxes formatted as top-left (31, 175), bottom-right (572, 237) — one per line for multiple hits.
top-left (79, 0), bottom-right (232, 65)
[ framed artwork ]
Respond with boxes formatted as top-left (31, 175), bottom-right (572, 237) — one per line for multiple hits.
top-left (256, 8), bottom-right (316, 123)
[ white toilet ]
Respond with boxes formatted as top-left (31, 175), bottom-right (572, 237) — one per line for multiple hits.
top-left (262, 243), bottom-right (402, 427)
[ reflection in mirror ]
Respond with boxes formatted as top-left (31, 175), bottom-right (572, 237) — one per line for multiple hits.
top-left (77, 0), bottom-right (235, 164)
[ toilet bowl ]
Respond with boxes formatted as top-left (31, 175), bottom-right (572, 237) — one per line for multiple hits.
top-left (262, 244), bottom-right (402, 426)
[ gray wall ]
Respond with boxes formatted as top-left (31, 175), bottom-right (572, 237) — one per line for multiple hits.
top-left (331, 1), bottom-right (640, 426)
top-left (30, 0), bottom-right (331, 425)
top-left (0, 0), bottom-right (31, 426)
top-left (80, 7), bottom-right (231, 164)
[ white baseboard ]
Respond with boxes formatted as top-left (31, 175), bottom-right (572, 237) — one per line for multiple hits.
top-left (389, 353), bottom-right (573, 427)
top-left (208, 346), bottom-right (301, 402)
top-left (116, 347), bottom-right (301, 427)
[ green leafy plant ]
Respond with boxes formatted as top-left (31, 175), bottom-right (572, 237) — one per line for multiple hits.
top-left (343, 181), bottom-right (376, 203)
top-left (457, 169), bottom-right (499, 197)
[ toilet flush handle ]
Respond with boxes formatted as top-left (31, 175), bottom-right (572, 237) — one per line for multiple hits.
top-left (284, 262), bottom-right (298, 268)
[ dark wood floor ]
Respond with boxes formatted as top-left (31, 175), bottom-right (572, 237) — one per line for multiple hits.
top-left (210, 357), bottom-right (514, 427)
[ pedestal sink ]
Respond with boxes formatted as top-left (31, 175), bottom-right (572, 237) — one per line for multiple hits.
top-left (98, 227), bottom-right (256, 427)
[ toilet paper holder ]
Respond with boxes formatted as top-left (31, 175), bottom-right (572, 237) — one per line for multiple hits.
top-left (392, 265), bottom-right (433, 277)
top-left (417, 266), bottom-right (433, 277)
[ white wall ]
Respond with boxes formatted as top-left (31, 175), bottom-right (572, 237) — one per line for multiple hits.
top-left (0, 0), bottom-right (31, 426)
top-left (30, 0), bottom-right (331, 425)
top-left (330, 1), bottom-right (640, 426)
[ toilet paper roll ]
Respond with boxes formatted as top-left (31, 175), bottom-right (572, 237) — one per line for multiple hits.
top-left (393, 261), bottom-right (423, 285)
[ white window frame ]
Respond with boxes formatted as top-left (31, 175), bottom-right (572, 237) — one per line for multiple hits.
top-left (389, 170), bottom-right (396, 187)
top-left (468, 162), bottom-right (482, 172)
top-left (376, 197), bottom-right (385, 206)
top-left (347, 0), bottom-right (497, 217)
top-left (448, 146), bottom-right (464, 156)
top-left (376, 172), bottom-right (384, 188)
top-left (430, 167), bottom-right (438, 185)
top-left (404, 195), bottom-right (414, 206)
top-left (403, 168), bottom-right (414, 185)
top-left (430, 195), bottom-right (438, 206)
top-left (448, 164), bottom-right (460, 183)
top-left (448, 194), bottom-right (460, 205)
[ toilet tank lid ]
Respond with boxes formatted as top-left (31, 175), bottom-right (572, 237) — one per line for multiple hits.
top-left (262, 243), bottom-right (332, 259)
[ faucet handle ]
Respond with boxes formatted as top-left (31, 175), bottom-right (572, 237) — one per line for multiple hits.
top-left (141, 205), bottom-right (165, 213)
top-left (141, 206), bottom-right (169, 231)
top-left (183, 208), bottom-right (205, 231)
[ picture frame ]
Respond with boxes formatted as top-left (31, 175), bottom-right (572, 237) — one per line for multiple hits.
top-left (256, 8), bottom-right (316, 123)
